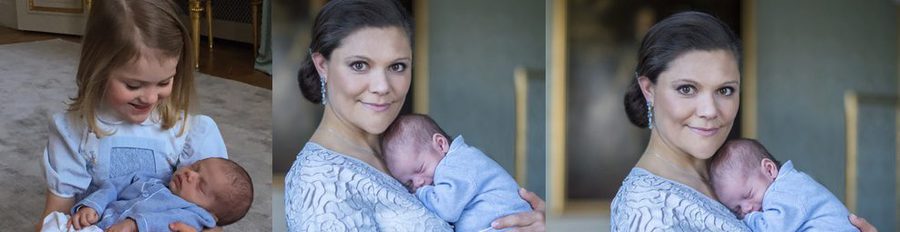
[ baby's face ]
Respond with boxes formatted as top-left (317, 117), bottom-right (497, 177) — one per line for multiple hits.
top-left (169, 159), bottom-right (230, 211)
top-left (712, 163), bottom-right (777, 219)
top-left (386, 144), bottom-right (444, 193)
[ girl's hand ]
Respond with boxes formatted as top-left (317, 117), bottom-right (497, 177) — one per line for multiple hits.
top-left (491, 188), bottom-right (546, 232)
top-left (850, 214), bottom-right (877, 232)
top-left (169, 222), bottom-right (222, 232)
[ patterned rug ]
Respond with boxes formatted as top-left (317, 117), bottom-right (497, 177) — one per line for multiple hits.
top-left (0, 39), bottom-right (272, 231)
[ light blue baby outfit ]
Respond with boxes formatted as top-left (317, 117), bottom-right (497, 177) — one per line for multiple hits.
top-left (742, 160), bottom-right (858, 232)
top-left (41, 108), bottom-right (227, 203)
top-left (416, 136), bottom-right (532, 232)
top-left (72, 173), bottom-right (216, 231)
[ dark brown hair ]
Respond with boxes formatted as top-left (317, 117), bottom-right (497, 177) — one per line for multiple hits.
top-left (297, 0), bottom-right (413, 104)
top-left (206, 158), bottom-right (254, 226)
top-left (623, 11), bottom-right (741, 128)
top-left (709, 138), bottom-right (781, 182)
top-left (381, 114), bottom-right (451, 157)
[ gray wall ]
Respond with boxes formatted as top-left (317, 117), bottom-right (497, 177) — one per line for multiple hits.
top-left (755, 0), bottom-right (897, 230)
top-left (0, 0), bottom-right (16, 28)
top-left (427, 0), bottom-right (546, 198)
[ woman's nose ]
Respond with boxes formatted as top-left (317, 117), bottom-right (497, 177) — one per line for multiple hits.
top-left (696, 93), bottom-right (719, 119)
top-left (368, 70), bottom-right (390, 95)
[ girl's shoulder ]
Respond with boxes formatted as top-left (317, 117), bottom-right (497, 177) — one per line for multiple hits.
top-left (49, 111), bottom-right (87, 135)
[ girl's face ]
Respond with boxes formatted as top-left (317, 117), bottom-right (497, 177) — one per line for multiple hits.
top-left (105, 47), bottom-right (177, 124)
top-left (641, 50), bottom-right (740, 160)
top-left (314, 26), bottom-right (412, 135)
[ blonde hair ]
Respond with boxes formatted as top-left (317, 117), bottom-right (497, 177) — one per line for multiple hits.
top-left (68, 0), bottom-right (194, 137)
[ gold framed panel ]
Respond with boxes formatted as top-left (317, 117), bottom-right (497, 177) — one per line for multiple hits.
top-left (413, 0), bottom-right (429, 114)
top-left (741, 0), bottom-right (758, 139)
top-left (548, 0), bottom-right (568, 215)
top-left (842, 91), bottom-right (899, 218)
top-left (28, 0), bottom-right (85, 14)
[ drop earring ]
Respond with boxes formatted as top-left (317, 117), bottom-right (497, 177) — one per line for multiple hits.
top-left (320, 75), bottom-right (327, 105)
top-left (647, 101), bottom-right (654, 130)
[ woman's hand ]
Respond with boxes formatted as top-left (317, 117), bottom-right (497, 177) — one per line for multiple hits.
top-left (850, 214), bottom-right (877, 232)
top-left (491, 188), bottom-right (546, 232)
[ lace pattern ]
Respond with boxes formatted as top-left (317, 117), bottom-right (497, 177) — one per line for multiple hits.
top-left (611, 168), bottom-right (750, 232)
top-left (285, 143), bottom-right (452, 231)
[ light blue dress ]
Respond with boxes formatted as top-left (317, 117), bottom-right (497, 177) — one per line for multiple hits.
top-left (41, 108), bottom-right (228, 203)
top-left (284, 142), bottom-right (452, 232)
top-left (415, 136), bottom-right (531, 232)
top-left (611, 167), bottom-right (750, 232)
top-left (742, 161), bottom-right (858, 232)
top-left (73, 173), bottom-right (216, 231)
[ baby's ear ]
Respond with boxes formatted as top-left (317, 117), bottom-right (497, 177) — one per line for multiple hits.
top-left (432, 133), bottom-right (450, 155)
top-left (761, 158), bottom-right (778, 180)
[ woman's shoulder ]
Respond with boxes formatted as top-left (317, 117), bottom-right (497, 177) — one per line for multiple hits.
top-left (611, 168), bottom-right (748, 231)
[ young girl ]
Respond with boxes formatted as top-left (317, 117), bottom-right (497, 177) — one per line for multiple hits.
top-left (38, 0), bottom-right (227, 231)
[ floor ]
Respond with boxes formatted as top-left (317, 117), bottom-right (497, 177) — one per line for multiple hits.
top-left (0, 26), bottom-right (271, 90)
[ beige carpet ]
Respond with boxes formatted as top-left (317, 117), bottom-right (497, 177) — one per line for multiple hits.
top-left (0, 39), bottom-right (272, 231)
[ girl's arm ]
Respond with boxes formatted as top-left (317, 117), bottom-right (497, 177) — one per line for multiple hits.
top-left (36, 192), bottom-right (75, 232)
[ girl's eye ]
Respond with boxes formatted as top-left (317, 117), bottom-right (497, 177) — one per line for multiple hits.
top-left (350, 61), bottom-right (368, 71)
top-left (158, 80), bottom-right (172, 87)
top-left (676, 85), bottom-right (696, 95)
top-left (125, 83), bottom-right (141, 90)
top-left (389, 63), bottom-right (407, 72)
top-left (718, 87), bottom-right (735, 96)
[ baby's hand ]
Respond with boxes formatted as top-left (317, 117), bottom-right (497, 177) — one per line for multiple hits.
top-left (68, 206), bottom-right (99, 230)
top-left (107, 218), bottom-right (138, 232)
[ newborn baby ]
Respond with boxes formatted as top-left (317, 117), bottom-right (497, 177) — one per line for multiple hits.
top-left (381, 114), bottom-right (532, 232)
top-left (709, 138), bottom-right (857, 231)
top-left (63, 157), bottom-right (253, 232)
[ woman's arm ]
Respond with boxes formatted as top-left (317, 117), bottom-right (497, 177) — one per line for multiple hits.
top-left (490, 188), bottom-right (545, 232)
top-left (36, 192), bottom-right (75, 232)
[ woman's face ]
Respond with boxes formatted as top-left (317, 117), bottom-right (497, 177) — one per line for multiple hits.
top-left (642, 49), bottom-right (740, 160)
top-left (316, 27), bottom-right (412, 135)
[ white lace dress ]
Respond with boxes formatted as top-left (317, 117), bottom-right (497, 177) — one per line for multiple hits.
top-left (284, 142), bottom-right (452, 232)
top-left (611, 168), bottom-right (750, 232)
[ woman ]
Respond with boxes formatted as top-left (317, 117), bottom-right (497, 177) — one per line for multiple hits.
top-left (283, 0), bottom-right (545, 231)
top-left (611, 11), bottom-right (876, 231)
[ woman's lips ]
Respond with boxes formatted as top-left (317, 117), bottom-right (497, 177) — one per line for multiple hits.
top-left (361, 102), bottom-right (391, 112)
top-left (688, 126), bottom-right (719, 137)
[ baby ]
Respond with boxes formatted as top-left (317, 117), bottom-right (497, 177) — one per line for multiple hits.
top-left (381, 114), bottom-right (532, 232)
top-left (62, 157), bottom-right (253, 232)
top-left (709, 138), bottom-right (858, 231)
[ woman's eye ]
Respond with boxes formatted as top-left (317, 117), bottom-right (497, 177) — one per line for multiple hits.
top-left (389, 63), bottom-right (407, 72)
top-left (719, 87), bottom-right (735, 96)
top-left (158, 80), bottom-right (172, 87)
top-left (125, 83), bottom-right (141, 90)
top-left (676, 85), bottom-right (695, 95)
top-left (350, 61), bottom-right (368, 71)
